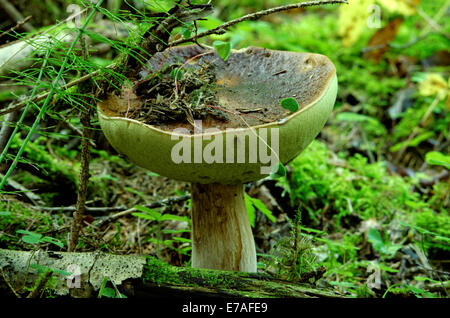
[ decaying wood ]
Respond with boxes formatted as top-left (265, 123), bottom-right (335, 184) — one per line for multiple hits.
top-left (0, 249), bottom-right (146, 298)
top-left (0, 249), bottom-right (342, 298)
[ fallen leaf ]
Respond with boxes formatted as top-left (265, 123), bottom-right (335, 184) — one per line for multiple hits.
top-left (364, 18), bottom-right (403, 62)
top-left (338, 0), bottom-right (375, 47)
top-left (418, 73), bottom-right (448, 98)
top-left (378, 0), bottom-right (420, 16)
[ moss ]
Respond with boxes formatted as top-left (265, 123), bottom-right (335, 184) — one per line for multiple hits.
top-left (0, 200), bottom-right (66, 250)
top-left (143, 256), bottom-right (246, 289)
top-left (278, 141), bottom-right (431, 227)
top-left (142, 257), bottom-right (339, 298)
top-left (412, 209), bottom-right (450, 253)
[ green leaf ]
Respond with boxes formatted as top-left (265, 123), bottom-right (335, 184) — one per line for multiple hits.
top-left (336, 112), bottom-right (377, 123)
top-left (162, 229), bottom-right (191, 235)
top-left (180, 27), bottom-right (192, 39)
top-left (171, 237), bottom-right (191, 243)
top-left (160, 214), bottom-right (189, 222)
top-left (170, 68), bottom-right (184, 80)
top-left (98, 277), bottom-right (108, 298)
top-left (29, 264), bottom-right (71, 276)
top-left (378, 263), bottom-right (399, 273)
top-left (41, 236), bottom-right (64, 248)
top-left (413, 276), bottom-right (441, 284)
top-left (247, 196), bottom-right (276, 223)
top-left (280, 97), bottom-right (299, 112)
top-left (101, 287), bottom-right (116, 298)
top-left (244, 194), bottom-right (256, 227)
top-left (0, 211), bottom-right (11, 216)
top-left (134, 205), bottom-right (162, 221)
top-left (425, 151), bottom-right (450, 169)
top-left (17, 230), bottom-right (42, 245)
top-left (367, 228), bottom-right (384, 251)
top-left (390, 131), bottom-right (435, 152)
top-left (270, 162), bottom-right (286, 178)
top-left (328, 281), bottom-right (359, 288)
top-left (405, 285), bottom-right (435, 298)
top-left (124, 187), bottom-right (146, 199)
top-left (213, 41), bottom-right (231, 61)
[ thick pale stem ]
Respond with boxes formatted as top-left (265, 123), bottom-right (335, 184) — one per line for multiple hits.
top-left (190, 183), bottom-right (257, 272)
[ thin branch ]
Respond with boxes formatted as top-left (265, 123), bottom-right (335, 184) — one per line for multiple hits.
top-left (0, 172), bottom-right (43, 205)
top-left (26, 270), bottom-right (52, 298)
top-left (0, 111), bottom-right (16, 152)
top-left (33, 194), bottom-right (191, 215)
top-left (0, 64), bottom-right (115, 117)
top-left (94, 194), bottom-right (191, 227)
top-left (0, 0), bottom-right (35, 32)
top-left (170, 0), bottom-right (348, 46)
top-left (394, 92), bottom-right (445, 163)
top-left (0, 16), bottom-right (33, 40)
top-left (1, 0), bottom-right (347, 116)
top-left (0, 266), bottom-right (20, 298)
top-left (68, 10), bottom-right (98, 252)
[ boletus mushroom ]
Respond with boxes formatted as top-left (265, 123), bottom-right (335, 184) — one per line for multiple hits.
top-left (98, 45), bottom-right (337, 272)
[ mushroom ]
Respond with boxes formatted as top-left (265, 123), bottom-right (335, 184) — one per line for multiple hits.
top-left (97, 46), bottom-right (337, 272)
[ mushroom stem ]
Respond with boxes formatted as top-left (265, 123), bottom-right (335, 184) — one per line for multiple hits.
top-left (190, 183), bottom-right (257, 272)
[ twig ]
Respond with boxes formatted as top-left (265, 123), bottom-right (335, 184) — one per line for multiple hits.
top-left (95, 194), bottom-right (191, 227)
top-left (0, 64), bottom-right (115, 117)
top-left (68, 9), bottom-right (99, 252)
top-left (0, 267), bottom-right (20, 298)
top-left (0, 172), bottom-right (43, 205)
top-left (0, 16), bottom-right (32, 40)
top-left (121, 3), bottom-right (214, 80)
top-left (206, 104), bottom-right (272, 123)
top-left (26, 270), bottom-right (52, 298)
top-left (170, 0), bottom-right (348, 46)
top-left (394, 92), bottom-right (444, 163)
top-left (0, 0), bottom-right (35, 32)
top-left (175, 51), bottom-right (214, 96)
top-left (33, 194), bottom-right (190, 214)
top-left (58, 113), bottom-right (97, 147)
top-left (0, 110), bottom-right (16, 153)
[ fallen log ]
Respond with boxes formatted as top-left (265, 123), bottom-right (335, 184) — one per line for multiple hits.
top-left (0, 249), bottom-right (342, 298)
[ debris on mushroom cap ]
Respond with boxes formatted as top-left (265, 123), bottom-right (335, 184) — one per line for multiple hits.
top-left (99, 45), bottom-right (336, 134)
top-left (127, 61), bottom-right (228, 126)
top-left (97, 46), bottom-right (337, 184)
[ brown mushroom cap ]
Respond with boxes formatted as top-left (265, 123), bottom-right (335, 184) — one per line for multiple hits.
top-left (98, 45), bottom-right (337, 184)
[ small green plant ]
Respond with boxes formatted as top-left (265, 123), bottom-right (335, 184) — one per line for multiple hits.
top-left (244, 194), bottom-right (276, 227)
top-left (132, 205), bottom-right (189, 258)
top-left (383, 283), bottom-right (436, 298)
top-left (17, 230), bottom-right (64, 248)
top-left (263, 211), bottom-right (320, 282)
top-left (270, 162), bottom-right (286, 178)
top-left (98, 277), bottom-right (127, 298)
top-left (367, 228), bottom-right (403, 259)
top-left (425, 151), bottom-right (450, 169)
top-left (213, 40), bottom-right (231, 61)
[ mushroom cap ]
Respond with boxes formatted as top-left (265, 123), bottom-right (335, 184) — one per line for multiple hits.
top-left (98, 46), bottom-right (337, 184)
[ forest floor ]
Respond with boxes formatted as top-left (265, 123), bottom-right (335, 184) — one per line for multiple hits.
top-left (0, 0), bottom-right (448, 298)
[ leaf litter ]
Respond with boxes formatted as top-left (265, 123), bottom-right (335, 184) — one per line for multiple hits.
top-left (124, 61), bottom-right (229, 126)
